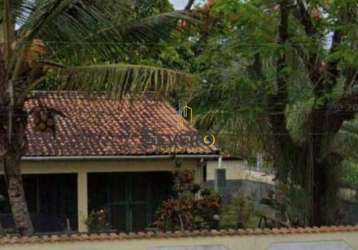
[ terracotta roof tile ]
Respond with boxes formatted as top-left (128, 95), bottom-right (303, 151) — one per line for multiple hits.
top-left (24, 92), bottom-right (218, 157)
top-left (1, 226), bottom-right (357, 245)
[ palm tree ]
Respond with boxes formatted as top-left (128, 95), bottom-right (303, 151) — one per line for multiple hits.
top-left (0, 0), bottom-right (194, 236)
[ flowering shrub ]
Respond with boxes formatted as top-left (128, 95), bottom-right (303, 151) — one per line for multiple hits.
top-left (85, 209), bottom-right (111, 233)
top-left (155, 170), bottom-right (221, 231)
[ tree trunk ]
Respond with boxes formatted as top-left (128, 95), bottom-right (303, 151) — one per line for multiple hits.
top-left (273, 138), bottom-right (340, 227)
top-left (0, 108), bottom-right (34, 236)
top-left (297, 142), bottom-right (341, 226)
top-left (312, 153), bottom-right (342, 226)
top-left (311, 160), bottom-right (326, 226)
top-left (3, 153), bottom-right (34, 235)
top-left (1, 34), bottom-right (34, 236)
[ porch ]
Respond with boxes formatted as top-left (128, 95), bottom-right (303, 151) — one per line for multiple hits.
top-left (0, 158), bottom-right (203, 233)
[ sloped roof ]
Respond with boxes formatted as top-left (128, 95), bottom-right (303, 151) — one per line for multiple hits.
top-left (24, 92), bottom-right (218, 158)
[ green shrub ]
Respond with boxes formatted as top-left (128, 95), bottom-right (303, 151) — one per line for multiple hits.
top-left (155, 170), bottom-right (221, 231)
top-left (342, 161), bottom-right (358, 189)
top-left (85, 209), bottom-right (111, 233)
top-left (219, 195), bottom-right (253, 229)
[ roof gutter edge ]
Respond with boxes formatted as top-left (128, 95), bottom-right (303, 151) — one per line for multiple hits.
top-left (21, 154), bottom-right (221, 161)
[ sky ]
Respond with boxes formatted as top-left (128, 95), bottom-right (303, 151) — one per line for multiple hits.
top-left (170, 0), bottom-right (187, 9)
top-left (170, 0), bottom-right (206, 9)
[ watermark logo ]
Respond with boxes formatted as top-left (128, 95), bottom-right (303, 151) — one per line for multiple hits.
top-left (178, 105), bottom-right (193, 129)
top-left (178, 105), bottom-right (215, 147)
top-left (203, 134), bottom-right (216, 146)
top-left (116, 104), bottom-right (217, 153)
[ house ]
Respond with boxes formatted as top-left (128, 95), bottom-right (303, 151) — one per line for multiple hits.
top-left (207, 157), bottom-right (358, 225)
top-left (206, 156), bottom-right (275, 185)
top-left (205, 156), bottom-right (274, 203)
top-left (0, 92), bottom-right (219, 233)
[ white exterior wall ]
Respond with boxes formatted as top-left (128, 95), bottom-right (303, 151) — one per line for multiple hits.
top-left (206, 160), bottom-right (274, 185)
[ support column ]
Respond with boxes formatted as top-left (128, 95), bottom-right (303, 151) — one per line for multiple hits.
top-left (77, 170), bottom-right (88, 232)
top-left (214, 156), bottom-right (226, 195)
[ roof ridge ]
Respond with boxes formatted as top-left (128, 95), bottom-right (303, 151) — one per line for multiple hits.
top-left (30, 90), bottom-right (166, 98)
top-left (0, 225), bottom-right (357, 245)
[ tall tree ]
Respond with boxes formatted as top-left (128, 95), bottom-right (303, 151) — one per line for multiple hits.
top-left (188, 0), bottom-right (357, 226)
top-left (0, 0), bottom-right (192, 235)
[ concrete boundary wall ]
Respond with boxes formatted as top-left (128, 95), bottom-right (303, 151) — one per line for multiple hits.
top-left (0, 226), bottom-right (357, 250)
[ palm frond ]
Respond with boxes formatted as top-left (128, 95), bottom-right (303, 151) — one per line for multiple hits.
top-left (17, 0), bottom-right (72, 42)
top-left (0, 0), bottom-right (31, 27)
top-left (45, 10), bottom-right (196, 64)
top-left (14, 0), bottom-right (128, 64)
top-left (194, 109), bottom-right (223, 131)
top-left (53, 64), bottom-right (193, 98)
top-left (10, 0), bottom-right (196, 68)
top-left (87, 11), bottom-right (196, 43)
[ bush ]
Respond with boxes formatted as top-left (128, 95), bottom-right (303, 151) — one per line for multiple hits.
top-left (342, 161), bottom-right (358, 189)
top-left (155, 170), bottom-right (221, 231)
top-left (257, 185), bottom-right (307, 227)
top-left (85, 209), bottom-right (111, 233)
top-left (219, 195), bottom-right (253, 229)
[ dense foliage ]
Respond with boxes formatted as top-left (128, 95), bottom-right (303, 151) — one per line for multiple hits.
top-left (219, 195), bottom-right (255, 229)
top-left (168, 0), bottom-right (358, 226)
top-left (155, 170), bottom-right (221, 231)
top-left (342, 161), bottom-right (358, 189)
